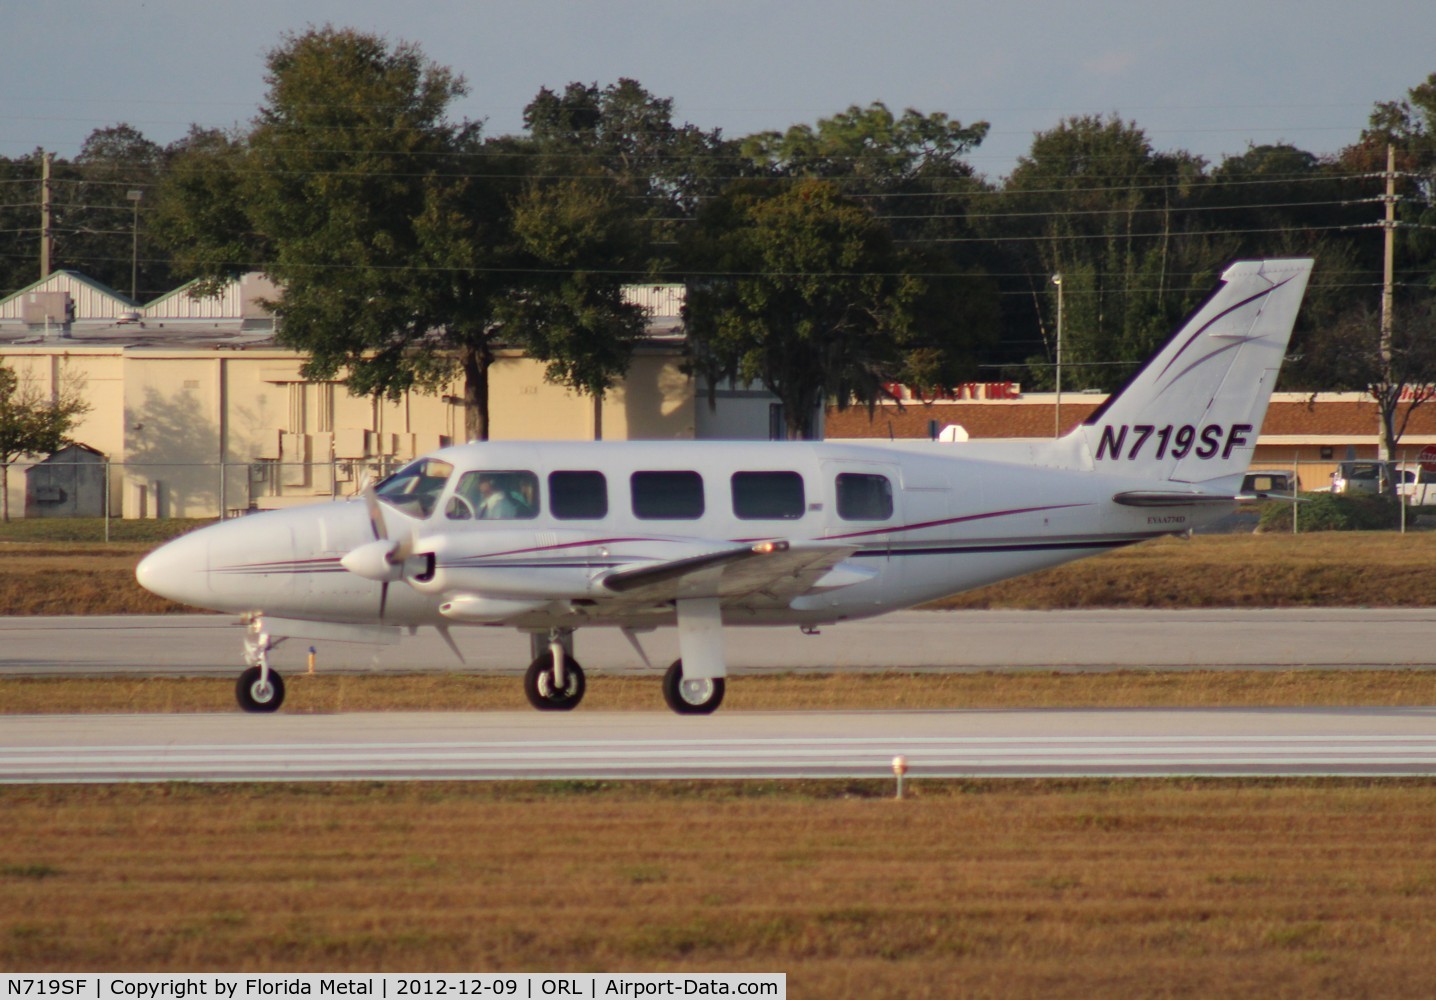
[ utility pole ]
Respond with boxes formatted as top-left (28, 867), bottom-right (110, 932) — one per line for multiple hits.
top-left (39, 151), bottom-right (52, 280)
top-left (1381, 144), bottom-right (1396, 376)
top-left (1052, 273), bottom-right (1064, 436)
top-left (1379, 143), bottom-right (1398, 465)
top-left (127, 189), bottom-right (143, 300)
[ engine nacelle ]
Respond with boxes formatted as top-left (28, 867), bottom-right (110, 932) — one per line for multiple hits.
top-left (439, 594), bottom-right (551, 623)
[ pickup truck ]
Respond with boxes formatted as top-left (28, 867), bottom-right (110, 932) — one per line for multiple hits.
top-left (1328, 461), bottom-right (1384, 495)
top-left (1397, 464), bottom-right (1436, 506)
top-left (1327, 460), bottom-right (1436, 504)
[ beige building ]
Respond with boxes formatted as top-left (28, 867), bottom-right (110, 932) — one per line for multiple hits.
top-left (0, 273), bottom-right (774, 519)
top-left (1, 344), bottom-right (706, 519)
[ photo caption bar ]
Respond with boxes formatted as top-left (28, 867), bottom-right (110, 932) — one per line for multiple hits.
top-left (1, 976), bottom-right (784, 1000)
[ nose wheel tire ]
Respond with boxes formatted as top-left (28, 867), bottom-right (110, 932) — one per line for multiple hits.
top-left (236, 666), bottom-right (286, 713)
top-left (524, 653), bottom-right (586, 711)
top-left (662, 659), bottom-right (725, 715)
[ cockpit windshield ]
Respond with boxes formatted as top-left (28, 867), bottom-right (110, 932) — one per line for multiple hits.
top-left (373, 458), bottom-right (454, 519)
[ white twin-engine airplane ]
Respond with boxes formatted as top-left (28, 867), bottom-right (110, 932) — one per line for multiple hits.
top-left (137, 258), bottom-right (1313, 715)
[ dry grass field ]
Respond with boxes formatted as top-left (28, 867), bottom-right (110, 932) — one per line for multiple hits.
top-left (6, 530), bottom-right (1436, 616)
top-left (930, 531), bottom-right (1436, 609)
top-left (0, 543), bottom-right (183, 615)
top-left (2, 780), bottom-right (1435, 998)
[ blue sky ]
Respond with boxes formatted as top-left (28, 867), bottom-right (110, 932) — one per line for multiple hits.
top-left (4, 0), bottom-right (1434, 179)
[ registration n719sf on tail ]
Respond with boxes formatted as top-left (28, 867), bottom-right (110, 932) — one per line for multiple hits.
top-left (137, 258), bottom-right (1313, 715)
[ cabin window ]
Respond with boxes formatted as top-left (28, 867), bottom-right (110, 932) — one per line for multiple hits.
top-left (631, 471), bottom-right (705, 520)
top-left (549, 470), bottom-right (608, 520)
top-left (835, 472), bottom-right (894, 521)
top-left (731, 471), bottom-right (805, 520)
top-left (446, 470), bottom-right (539, 520)
top-left (375, 458), bottom-right (453, 519)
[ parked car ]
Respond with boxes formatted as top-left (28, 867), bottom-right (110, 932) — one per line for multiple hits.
top-left (1240, 470), bottom-right (1294, 497)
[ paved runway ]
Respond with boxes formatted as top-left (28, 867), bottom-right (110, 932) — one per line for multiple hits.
top-left (5, 708), bottom-right (1436, 782)
top-left (5, 609), bottom-right (1435, 783)
top-left (3, 607), bottom-right (1436, 676)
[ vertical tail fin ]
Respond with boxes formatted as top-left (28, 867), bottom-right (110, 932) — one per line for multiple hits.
top-left (1076, 258), bottom-right (1313, 485)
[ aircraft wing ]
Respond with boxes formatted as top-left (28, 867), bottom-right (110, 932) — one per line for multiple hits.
top-left (597, 540), bottom-right (861, 609)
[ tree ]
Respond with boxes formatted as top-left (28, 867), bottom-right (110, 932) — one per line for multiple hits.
top-left (499, 79), bottom-right (722, 421)
top-left (523, 78), bottom-right (730, 217)
top-left (0, 127), bottom-right (171, 301)
top-left (242, 26), bottom-right (508, 440)
top-left (61, 124), bottom-right (170, 298)
top-left (682, 179), bottom-right (921, 438)
top-left (1294, 299), bottom-right (1436, 467)
top-left (1208, 144), bottom-right (1368, 327)
top-left (150, 126), bottom-right (267, 289)
top-left (0, 360), bottom-right (90, 521)
top-left (497, 176), bottom-right (648, 402)
top-left (741, 102), bottom-right (1000, 386)
top-left (983, 115), bottom-right (1215, 392)
top-left (1352, 72), bottom-right (1436, 295)
top-left (0, 151), bottom-right (45, 297)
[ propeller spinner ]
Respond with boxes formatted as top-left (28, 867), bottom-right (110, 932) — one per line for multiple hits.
top-left (338, 485), bottom-right (417, 619)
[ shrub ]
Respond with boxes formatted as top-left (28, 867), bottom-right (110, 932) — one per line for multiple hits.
top-left (1256, 492), bottom-right (1410, 532)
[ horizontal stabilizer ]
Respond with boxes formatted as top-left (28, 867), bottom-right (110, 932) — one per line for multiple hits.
top-left (1113, 491), bottom-right (1239, 508)
top-left (1237, 491), bottom-right (1306, 504)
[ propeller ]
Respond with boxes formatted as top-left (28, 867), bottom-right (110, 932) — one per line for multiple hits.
top-left (339, 483), bottom-right (416, 621)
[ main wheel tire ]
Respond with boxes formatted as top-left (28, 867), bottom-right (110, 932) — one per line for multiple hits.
top-left (236, 666), bottom-right (285, 713)
top-left (524, 653), bottom-right (586, 711)
top-left (662, 659), bottom-right (725, 715)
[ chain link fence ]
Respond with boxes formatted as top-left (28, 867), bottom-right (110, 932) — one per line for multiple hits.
top-left (2, 459), bottom-right (410, 540)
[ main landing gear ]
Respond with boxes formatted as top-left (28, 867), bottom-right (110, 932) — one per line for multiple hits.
top-left (519, 626), bottom-right (726, 714)
top-left (662, 659), bottom-right (725, 715)
top-left (524, 630), bottom-right (586, 711)
top-left (519, 618), bottom-right (727, 715)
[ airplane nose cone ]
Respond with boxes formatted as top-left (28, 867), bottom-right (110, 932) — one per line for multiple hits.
top-left (136, 531), bottom-right (209, 606)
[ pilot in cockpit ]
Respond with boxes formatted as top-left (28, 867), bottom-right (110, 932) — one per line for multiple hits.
top-left (446, 470), bottom-right (536, 520)
top-left (475, 474), bottom-right (522, 519)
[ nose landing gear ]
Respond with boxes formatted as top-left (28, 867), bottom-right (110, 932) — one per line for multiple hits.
top-left (236, 619), bottom-right (286, 713)
top-left (236, 664), bottom-right (285, 712)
